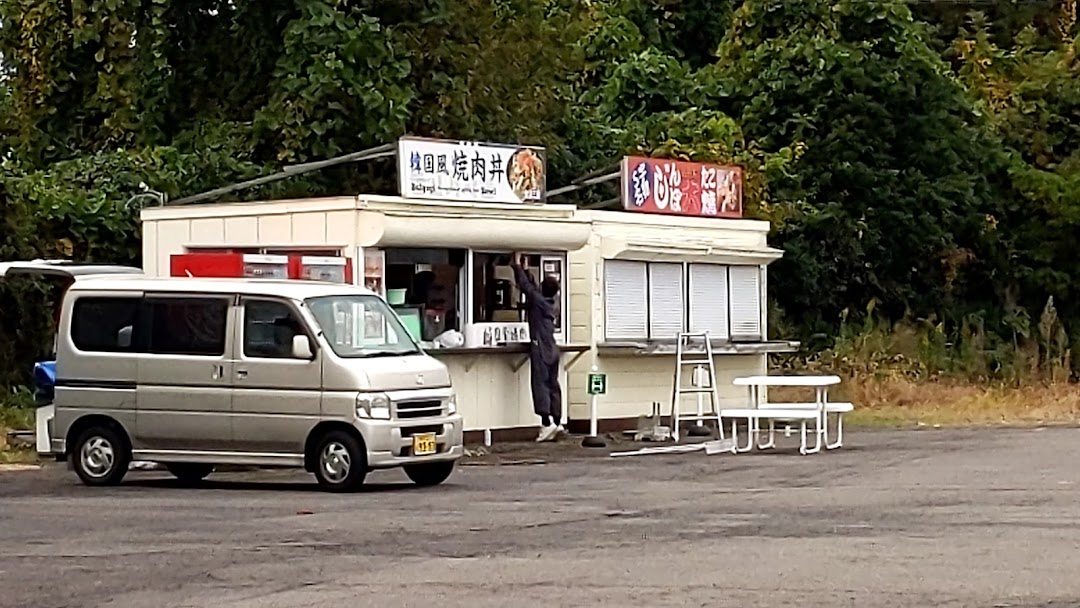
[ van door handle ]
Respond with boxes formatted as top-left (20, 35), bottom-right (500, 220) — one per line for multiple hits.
top-left (211, 364), bottom-right (223, 380)
top-left (236, 369), bottom-right (248, 379)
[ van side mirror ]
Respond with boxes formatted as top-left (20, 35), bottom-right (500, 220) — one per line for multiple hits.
top-left (292, 335), bottom-right (315, 360)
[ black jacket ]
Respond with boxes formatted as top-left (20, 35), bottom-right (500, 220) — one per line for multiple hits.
top-left (512, 263), bottom-right (560, 364)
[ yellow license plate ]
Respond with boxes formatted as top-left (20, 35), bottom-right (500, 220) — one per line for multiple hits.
top-left (413, 433), bottom-right (437, 456)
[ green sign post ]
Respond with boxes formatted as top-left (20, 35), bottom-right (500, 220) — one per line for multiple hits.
top-left (583, 371), bottom-right (607, 448)
top-left (587, 373), bottom-right (607, 396)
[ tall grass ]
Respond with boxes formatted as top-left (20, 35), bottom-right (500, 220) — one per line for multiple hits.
top-left (771, 297), bottom-right (1079, 426)
top-left (777, 296), bottom-right (1073, 386)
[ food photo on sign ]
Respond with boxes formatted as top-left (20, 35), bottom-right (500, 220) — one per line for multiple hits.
top-left (621, 156), bottom-right (743, 219)
top-left (397, 137), bottom-right (547, 204)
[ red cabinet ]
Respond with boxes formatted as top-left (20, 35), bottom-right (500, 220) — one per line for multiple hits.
top-left (170, 251), bottom-right (353, 284)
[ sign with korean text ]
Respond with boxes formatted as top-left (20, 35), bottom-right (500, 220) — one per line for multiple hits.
top-left (621, 156), bottom-right (743, 219)
top-left (398, 137), bottom-right (547, 204)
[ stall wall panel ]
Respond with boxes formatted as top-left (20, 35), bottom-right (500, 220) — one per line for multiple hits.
top-left (224, 217), bottom-right (259, 244)
top-left (567, 249), bottom-right (593, 345)
top-left (325, 210), bottom-right (355, 246)
top-left (292, 212), bottom-right (327, 244)
top-left (589, 215), bottom-right (771, 253)
top-left (258, 215), bottom-right (292, 243)
top-left (152, 220), bottom-right (192, 278)
top-left (189, 218), bottom-right (226, 245)
top-left (588, 354), bottom-right (766, 421)
top-left (142, 221), bottom-right (159, 276)
top-left (437, 355), bottom-right (570, 431)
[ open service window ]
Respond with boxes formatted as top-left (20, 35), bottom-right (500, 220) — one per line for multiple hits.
top-left (603, 260), bottom-right (764, 343)
top-left (371, 247), bottom-right (467, 344)
top-left (471, 251), bottom-right (568, 344)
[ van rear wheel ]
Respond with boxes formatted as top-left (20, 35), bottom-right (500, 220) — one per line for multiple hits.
top-left (165, 463), bottom-right (214, 485)
top-left (403, 461), bottom-right (455, 487)
top-left (313, 430), bottom-right (367, 492)
top-left (72, 425), bottom-right (130, 487)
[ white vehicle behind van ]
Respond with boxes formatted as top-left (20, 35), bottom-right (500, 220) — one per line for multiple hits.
top-left (2, 262), bottom-right (463, 492)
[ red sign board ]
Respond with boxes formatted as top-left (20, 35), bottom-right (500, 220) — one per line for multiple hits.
top-left (621, 156), bottom-right (743, 219)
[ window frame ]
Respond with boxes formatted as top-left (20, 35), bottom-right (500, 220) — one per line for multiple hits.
top-left (69, 295), bottom-right (144, 354)
top-left (141, 293), bottom-right (233, 358)
top-left (470, 249), bottom-right (569, 345)
top-left (239, 296), bottom-right (317, 360)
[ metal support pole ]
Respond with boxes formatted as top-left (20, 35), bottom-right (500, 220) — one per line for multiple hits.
top-left (582, 365), bottom-right (606, 448)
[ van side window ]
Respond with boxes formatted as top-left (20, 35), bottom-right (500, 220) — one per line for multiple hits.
top-left (145, 297), bottom-right (228, 356)
top-left (71, 297), bottom-right (141, 352)
top-left (244, 300), bottom-right (305, 359)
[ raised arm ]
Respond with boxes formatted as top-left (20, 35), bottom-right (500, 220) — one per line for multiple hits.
top-left (510, 255), bottom-right (542, 301)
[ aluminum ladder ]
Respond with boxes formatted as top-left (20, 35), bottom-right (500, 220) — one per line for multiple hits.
top-left (670, 331), bottom-right (724, 443)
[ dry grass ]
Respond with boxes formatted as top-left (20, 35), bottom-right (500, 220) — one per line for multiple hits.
top-left (772, 377), bottom-right (1080, 428)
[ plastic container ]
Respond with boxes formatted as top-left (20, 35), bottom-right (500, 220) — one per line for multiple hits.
top-left (386, 288), bottom-right (407, 306)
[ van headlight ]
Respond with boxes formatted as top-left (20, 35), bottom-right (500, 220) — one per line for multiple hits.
top-left (447, 393), bottom-right (457, 415)
top-left (356, 393), bottom-right (391, 420)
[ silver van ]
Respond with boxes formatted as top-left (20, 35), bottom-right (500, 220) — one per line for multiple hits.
top-left (4, 263), bottom-right (463, 492)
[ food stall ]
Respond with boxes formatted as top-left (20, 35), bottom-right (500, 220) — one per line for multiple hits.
top-left (140, 139), bottom-right (796, 440)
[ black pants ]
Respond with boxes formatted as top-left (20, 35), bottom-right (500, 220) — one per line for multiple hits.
top-left (529, 353), bottom-right (562, 423)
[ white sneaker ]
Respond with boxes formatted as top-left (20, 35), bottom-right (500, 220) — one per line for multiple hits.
top-left (536, 424), bottom-right (559, 442)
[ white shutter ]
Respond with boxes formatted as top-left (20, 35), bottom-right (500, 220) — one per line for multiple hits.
top-left (648, 263), bottom-right (685, 340)
top-left (604, 260), bottom-right (648, 340)
top-left (729, 265), bottom-right (762, 341)
top-left (688, 264), bottom-right (730, 341)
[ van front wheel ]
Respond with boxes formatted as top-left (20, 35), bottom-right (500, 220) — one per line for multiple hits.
top-left (72, 425), bottom-right (130, 487)
top-left (313, 430), bottom-right (367, 492)
top-left (403, 461), bottom-right (455, 487)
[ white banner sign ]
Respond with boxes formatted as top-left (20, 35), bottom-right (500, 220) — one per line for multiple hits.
top-left (397, 137), bottom-right (546, 204)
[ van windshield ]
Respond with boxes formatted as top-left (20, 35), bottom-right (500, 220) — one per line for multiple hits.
top-left (305, 295), bottom-right (421, 358)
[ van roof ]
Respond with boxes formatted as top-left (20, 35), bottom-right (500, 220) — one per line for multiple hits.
top-left (66, 276), bottom-right (378, 299)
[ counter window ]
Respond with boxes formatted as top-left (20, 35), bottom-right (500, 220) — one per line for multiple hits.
top-left (726, 265), bottom-right (762, 341)
top-left (688, 264), bottom-right (730, 340)
top-left (472, 251), bottom-right (567, 342)
top-left (648, 263), bottom-right (686, 340)
top-left (603, 260), bottom-right (648, 340)
top-left (381, 248), bottom-right (466, 343)
top-left (604, 261), bottom-right (764, 342)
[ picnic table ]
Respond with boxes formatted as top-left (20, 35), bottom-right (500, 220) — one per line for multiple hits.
top-left (720, 375), bottom-right (853, 455)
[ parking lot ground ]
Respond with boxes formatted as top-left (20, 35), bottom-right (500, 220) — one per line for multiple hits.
top-left (3, 427), bottom-right (1080, 608)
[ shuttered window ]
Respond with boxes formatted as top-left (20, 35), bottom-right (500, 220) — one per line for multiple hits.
top-left (728, 265), bottom-right (762, 341)
top-left (648, 263), bottom-right (685, 340)
top-left (688, 264), bottom-right (730, 341)
top-left (604, 260), bottom-right (648, 340)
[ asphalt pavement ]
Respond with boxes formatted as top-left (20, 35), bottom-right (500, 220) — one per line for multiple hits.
top-left (2, 427), bottom-right (1080, 607)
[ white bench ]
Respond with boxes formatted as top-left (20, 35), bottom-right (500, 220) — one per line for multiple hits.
top-left (757, 402), bottom-right (854, 450)
top-left (727, 375), bottom-right (849, 455)
top-left (716, 407), bottom-right (821, 455)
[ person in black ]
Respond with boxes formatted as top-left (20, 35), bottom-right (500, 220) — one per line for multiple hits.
top-left (511, 253), bottom-right (563, 442)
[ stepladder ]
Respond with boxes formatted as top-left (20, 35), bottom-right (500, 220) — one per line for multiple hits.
top-left (669, 332), bottom-right (724, 443)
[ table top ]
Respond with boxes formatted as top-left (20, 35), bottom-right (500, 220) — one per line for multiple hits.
top-left (733, 375), bottom-right (842, 387)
